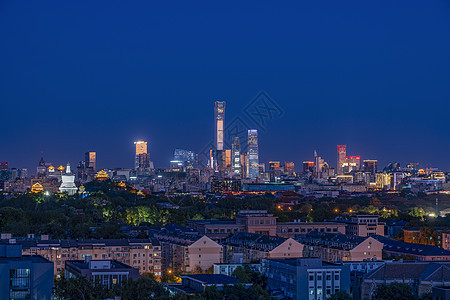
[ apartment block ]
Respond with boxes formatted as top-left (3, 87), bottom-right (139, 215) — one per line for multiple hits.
top-left (153, 231), bottom-right (222, 273)
top-left (17, 238), bottom-right (161, 277)
top-left (295, 232), bottom-right (383, 262)
top-left (223, 232), bottom-right (303, 264)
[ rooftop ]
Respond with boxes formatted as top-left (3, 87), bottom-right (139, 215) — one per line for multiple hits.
top-left (183, 274), bottom-right (239, 285)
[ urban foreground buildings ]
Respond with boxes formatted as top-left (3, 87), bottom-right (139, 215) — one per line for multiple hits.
top-left (0, 242), bottom-right (54, 300)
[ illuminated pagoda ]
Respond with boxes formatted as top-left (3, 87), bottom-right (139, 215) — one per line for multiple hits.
top-left (59, 162), bottom-right (77, 195)
top-left (117, 181), bottom-right (126, 189)
top-left (95, 170), bottom-right (109, 181)
top-left (57, 165), bottom-right (65, 175)
top-left (31, 182), bottom-right (44, 193)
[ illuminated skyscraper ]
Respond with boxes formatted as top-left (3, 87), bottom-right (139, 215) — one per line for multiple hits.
top-left (84, 151), bottom-right (96, 171)
top-left (342, 156), bottom-right (361, 174)
top-left (363, 160), bottom-right (378, 175)
top-left (313, 150), bottom-right (325, 178)
top-left (337, 145), bottom-right (346, 175)
top-left (214, 101), bottom-right (226, 169)
top-left (284, 162), bottom-right (295, 175)
top-left (134, 141), bottom-right (152, 175)
top-left (303, 161), bottom-right (314, 174)
top-left (247, 130), bottom-right (259, 179)
top-left (231, 137), bottom-right (241, 174)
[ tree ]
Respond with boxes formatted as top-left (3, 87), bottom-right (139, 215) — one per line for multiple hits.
top-left (373, 283), bottom-right (416, 300)
top-left (329, 290), bottom-right (352, 300)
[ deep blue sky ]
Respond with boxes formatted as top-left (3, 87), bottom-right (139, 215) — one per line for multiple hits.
top-left (1, 0), bottom-right (450, 172)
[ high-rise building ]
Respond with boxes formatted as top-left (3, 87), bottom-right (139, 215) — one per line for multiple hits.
top-left (313, 150), bottom-right (325, 178)
top-left (302, 161), bottom-right (314, 174)
top-left (134, 140), bottom-right (148, 170)
top-left (231, 137), bottom-right (241, 175)
top-left (337, 145), bottom-right (346, 175)
top-left (342, 156), bottom-right (361, 174)
top-left (247, 130), bottom-right (259, 179)
top-left (224, 149), bottom-right (231, 169)
top-left (284, 162), bottom-right (295, 175)
top-left (269, 161), bottom-right (281, 182)
top-left (363, 160), bottom-right (378, 175)
top-left (134, 141), bottom-right (152, 175)
top-left (37, 153), bottom-right (46, 176)
top-left (214, 101), bottom-right (226, 169)
top-left (84, 151), bottom-right (96, 171)
top-left (269, 161), bottom-right (280, 171)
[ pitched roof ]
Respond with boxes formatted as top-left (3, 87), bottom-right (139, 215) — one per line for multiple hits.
top-left (224, 232), bottom-right (288, 251)
top-left (372, 235), bottom-right (450, 257)
top-left (294, 231), bottom-right (369, 250)
top-left (365, 262), bottom-right (450, 281)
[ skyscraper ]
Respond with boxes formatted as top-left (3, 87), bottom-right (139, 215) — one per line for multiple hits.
top-left (313, 150), bottom-right (325, 178)
top-left (247, 130), bottom-right (259, 179)
top-left (337, 145), bottom-right (346, 175)
top-left (84, 151), bottom-right (96, 171)
top-left (231, 137), bottom-right (241, 175)
top-left (284, 162), bottom-right (295, 175)
top-left (363, 160), bottom-right (378, 175)
top-left (214, 101), bottom-right (226, 169)
top-left (134, 141), bottom-right (152, 175)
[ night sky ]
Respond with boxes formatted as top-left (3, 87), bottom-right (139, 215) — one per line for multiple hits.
top-left (1, 0), bottom-right (450, 173)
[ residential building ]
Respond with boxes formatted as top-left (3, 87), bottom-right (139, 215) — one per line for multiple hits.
top-left (372, 235), bottom-right (450, 261)
top-left (0, 243), bottom-right (53, 300)
top-left (153, 231), bottom-right (222, 273)
top-left (17, 238), bottom-right (161, 276)
top-left (65, 258), bottom-right (139, 289)
top-left (223, 232), bottom-right (304, 263)
top-left (333, 215), bottom-right (385, 237)
top-left (361, 261), bottom-right (450, 299)
top-left (295, 232), bottom-right (383, 262)
top-left (403, 227), bottom-right (450, 249)
top-left (262, 257), bottom-right (350, 300)
top-left (277, 222), bottom-right (346, 238)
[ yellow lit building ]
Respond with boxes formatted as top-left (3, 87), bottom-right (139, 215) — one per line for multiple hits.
top-left (95, 170), bottom-right (109, 181)
top-left (31, 182), bottom-right (44, 193)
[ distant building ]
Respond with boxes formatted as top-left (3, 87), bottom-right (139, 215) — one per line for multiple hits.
top-left (342, 215), bottom-right (385, 237)
top-left (342, 156), bottom-right (361, 174)
top-left (363, 160), bottom-right (377, 175)
top-left (231, 137), bottom-right (241, 175)
top-left (303, 161), bottom-right (314, 174)
top-left (0, 243), bottom-right (53, 300)
top-left (337, 145), bottom-right (346, 175)
top-left (284, 161), bottom-right (295, 175)
top-left (214, 101), bottom-right (226, 169)
top-left (247, 130), bottom-right (259, 179)
top-left (59, 162), bottom-right (77, 195)
top-left (65, 258), bottom-right (139, 289)
top-left (277, 222), bottom-right (346, 238)
top-left (213, 262), bottom-right (262, 276)
top-left (134, 141), bottom-right (153, 175)
top-left (262, 257), bottom-right (350, 300)
top-left (84, 151), bottom-right (96, 171)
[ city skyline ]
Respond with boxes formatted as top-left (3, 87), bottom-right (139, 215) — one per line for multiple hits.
top-left (1, 1), bottom-right (450, 171)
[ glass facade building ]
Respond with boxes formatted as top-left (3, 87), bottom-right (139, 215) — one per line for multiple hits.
top-left (247, 130), bottom-right (259, 179)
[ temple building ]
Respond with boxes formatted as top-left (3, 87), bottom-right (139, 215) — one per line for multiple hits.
top-left (59, 163), bottom-right (77, 195)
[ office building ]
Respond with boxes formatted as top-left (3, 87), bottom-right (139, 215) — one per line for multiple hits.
top-left (0, 243), bottom-right (54, 300)
top-left (214, 101), bottom-right (226, 169)
top-left (262, 257), bottom-right (350, 300)
top-left (248, 130), bottom-right (259, 179)
top-left (303, 161), bottom-right (314, 174)
top-left (84, 151), bottom-right (96, 171)
top-left (231, 137), bottom-right (241, 175)
top-left (284, 161), bottom-right (295, 175)
top-left (337, 145), bottom-right (346, 175)
top-left (65, 258), bottom-right (139, 289)
top-left (134, 140), bottom-right (148, 169)
top-left (342, 156), bottom-right (360, 174)
top-left (363, 160), bottom-right (377, 175)
top-left (173, 149), bottom-right (195, 170)
top-left (313, 150), bottom-right (325, 178)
